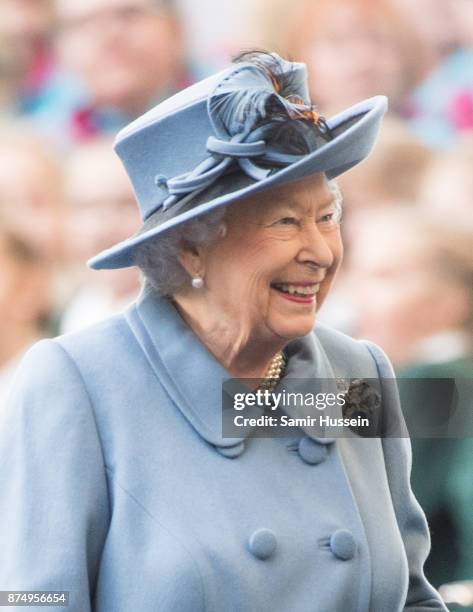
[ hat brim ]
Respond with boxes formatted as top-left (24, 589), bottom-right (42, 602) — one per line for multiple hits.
top-left (88, 95), bottom-right (387, 270)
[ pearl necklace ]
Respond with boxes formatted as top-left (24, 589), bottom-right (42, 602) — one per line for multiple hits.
top-left (259, 351), bottom-right (286, 392)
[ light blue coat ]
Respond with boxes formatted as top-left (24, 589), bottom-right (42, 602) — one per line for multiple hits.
top-left (0, 284), bottom-right (446, 611)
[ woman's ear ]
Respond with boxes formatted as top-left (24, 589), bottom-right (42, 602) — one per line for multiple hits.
top-left (177, 242), bottom-right (206, 279)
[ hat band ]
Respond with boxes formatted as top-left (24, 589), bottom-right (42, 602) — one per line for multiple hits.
top-left (153, 124), bottom-right (305, 213)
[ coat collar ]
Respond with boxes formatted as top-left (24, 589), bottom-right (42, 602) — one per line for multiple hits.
top-left (125, 284), bottom-right (340, 449)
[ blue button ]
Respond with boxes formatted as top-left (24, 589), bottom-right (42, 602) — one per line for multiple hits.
top-left (330, 529), bottom-right (356, 560)
top-left (311, 436), bottom-right (336, 445)
top-left (248, 528), bottom-right (277, 560)
top-left (298, 437), bottom-right (328, 465)
top-left (216, 442), bottom-right (245, 458)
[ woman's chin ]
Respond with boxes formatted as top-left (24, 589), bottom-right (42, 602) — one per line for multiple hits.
top-left (266, 315), bottom-right (317, 341)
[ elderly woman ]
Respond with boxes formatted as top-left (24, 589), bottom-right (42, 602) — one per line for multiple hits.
top-left (0, 53), bottom-right (446, 611)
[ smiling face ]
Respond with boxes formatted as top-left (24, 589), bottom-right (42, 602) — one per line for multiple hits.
top-left (177, 174), bottom-right (343, 350)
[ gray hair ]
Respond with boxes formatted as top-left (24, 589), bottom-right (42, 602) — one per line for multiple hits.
top-left (135, 179), bottom-right (343, 296)
top-left (134, 206), bottom-right (227, 296)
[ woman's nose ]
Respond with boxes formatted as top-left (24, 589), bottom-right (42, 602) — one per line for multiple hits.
top-left (296, 225), bottom-right (335, 269)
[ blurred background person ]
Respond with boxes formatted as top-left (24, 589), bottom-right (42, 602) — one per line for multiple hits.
top-left (0, 216), bottom-right (52, 409)
top-left (403, 0), bottom-right (473, 148)
top-left (0, 127), bottom-right (66, 335)
top-left (0, 127), bottom-right (65, 268)
top-left (0, 0), bottom-right (82, 143)
top-left (60, 137), bottom-right (141, 333)
top-left (53, 0), bottom-right (199, 145)
top-left (348, 207), bottom-right (472, 370)
top-left (0, 0), bottom-right (54, 108)
top-left (255, 0), bottom-right (473, 150)
top-left (347, 207), bottom-right (473, 591)
top-left (318, 118), bottom-right (432, 332)
top-left (256, 0), bottom-right (426, 116)
top-left (393, 0), bottom-right (459, 69)
top-left (337, 117), bottom-right (433, 212)
top-left (417, 135), bottom-right (473, 230)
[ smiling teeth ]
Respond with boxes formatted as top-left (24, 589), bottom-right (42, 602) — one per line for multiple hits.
top-left (274, 283), bottom-right (320, 296)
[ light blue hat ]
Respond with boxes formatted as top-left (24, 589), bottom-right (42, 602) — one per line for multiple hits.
top-left (88, 52), bottom-right (388, 270)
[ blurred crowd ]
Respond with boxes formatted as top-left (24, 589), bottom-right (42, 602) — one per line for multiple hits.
top-left (0, 0), bottom-right (472, 604)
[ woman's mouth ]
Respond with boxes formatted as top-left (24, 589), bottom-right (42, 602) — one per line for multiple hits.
top-left (271, 282), bottom-right (320, 303)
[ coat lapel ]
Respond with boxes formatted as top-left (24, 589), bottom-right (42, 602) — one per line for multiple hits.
top-left (126, 284), bottom-right (343, 448)
top-left (126, 284), bottom-right (250, 448)
top-left (274, 328), bottom-right (345, 441)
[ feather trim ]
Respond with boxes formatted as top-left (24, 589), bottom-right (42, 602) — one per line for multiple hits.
top-left (208, 52), bottom-right (315, 139)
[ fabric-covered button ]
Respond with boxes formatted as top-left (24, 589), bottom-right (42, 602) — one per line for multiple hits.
top-left (330, 529), bottom-right (356, 560)
top-left (216, 442), bottom-right (245, 458)
top-left (298, 437), bottom-right (328, 465)
top-left (248, 528), bottom-right (277, 560)
top-left (311, 436), bottom-right (336, 445)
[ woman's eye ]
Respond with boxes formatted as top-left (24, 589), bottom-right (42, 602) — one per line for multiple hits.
top-left (275, 217), bottom-right (298, 226)
top-left (318, 211), bottom-right (341, 224)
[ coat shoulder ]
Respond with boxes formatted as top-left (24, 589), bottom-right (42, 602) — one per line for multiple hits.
top-left (6, 312), bottom-right (132, 411)
top-left (54, 311), bottom-right (134, 364)
top-left (313, 322), bottom-right (393, 380)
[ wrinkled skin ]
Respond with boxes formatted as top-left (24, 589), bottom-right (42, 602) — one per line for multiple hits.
top-left (174, 173), bottom-right (343, 379)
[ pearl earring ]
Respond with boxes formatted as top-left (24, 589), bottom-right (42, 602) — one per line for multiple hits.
top-left (191, 276), bottom-right (204, 289)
